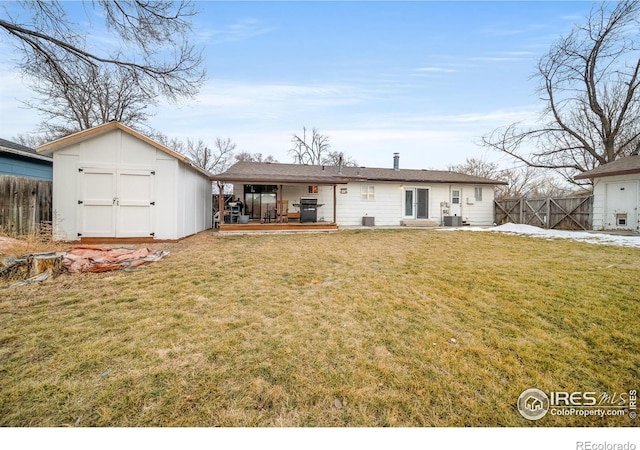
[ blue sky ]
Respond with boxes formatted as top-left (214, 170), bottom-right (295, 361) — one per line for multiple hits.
top-left (0, 1), bottom-right (597, 170)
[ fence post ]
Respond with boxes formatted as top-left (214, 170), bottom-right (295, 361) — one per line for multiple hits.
top-left (545, 198), bottom-right (551, 229)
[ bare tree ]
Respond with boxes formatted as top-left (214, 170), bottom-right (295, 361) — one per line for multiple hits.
top-left (235, 151), bottom-right (278, 163)
top-left (21, 60), bottom-right (155, 139)
top-left (482, 1), bottom-right (640, 184)
top-left (189, 137), bottom-right (236, 174)
top-left (323, 150), bottom-right (358, 167)
top-left (447, 157), bottom-right (501, 179)
top-left (448, 156), bottom-right (576, 199)
top-left (12, 133), bottom-right (49, 149)
top-left (0, 1), bottom-right (204, 101)
top-left (290, 127), bottom-right (330, 165)
top-left (289, 126), bottom-right (358, 166)
top-left (151, 133), bottom-right (235, 175)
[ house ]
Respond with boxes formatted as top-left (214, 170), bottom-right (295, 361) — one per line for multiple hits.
top-left (0, 139), bottom-right (53, 235)
top-left (524, 396), bottom-right (544, 412)
top-left (574, 155), bottom-right (640, 232)
top-left (36, 122), bottom-right (213, 241)
top-left (0, 138), bottom-right (53, 180)
top-left (214, 154), bottom-right (505, 228)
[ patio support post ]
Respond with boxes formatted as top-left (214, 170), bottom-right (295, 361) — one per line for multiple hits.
top-left (333, 184), bottom-right (337, 224)
top-left (217, 181), bottom-right (224, 226)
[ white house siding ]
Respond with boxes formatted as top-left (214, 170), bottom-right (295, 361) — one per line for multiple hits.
top-left (455, 185), bottom-right (496, 226)
top-left (336, 182), bottom-right (401, 226)
top-left (231, 180), bottom-right (496, 226)
top-left (49, 126), bottom-right (211, 241)
top-left (591, 174), bottom-right (639, 231)
top-left (335, 181), bottom-right (496, 226)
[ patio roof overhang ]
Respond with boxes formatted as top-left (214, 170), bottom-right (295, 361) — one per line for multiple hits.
top-left (212, 174), bottom-right (351, 185)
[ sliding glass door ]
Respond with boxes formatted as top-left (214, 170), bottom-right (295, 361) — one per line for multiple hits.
top-left (243, 185), bottom-right (278, 219)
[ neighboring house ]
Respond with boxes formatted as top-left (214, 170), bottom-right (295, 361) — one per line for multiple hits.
top-left (215, 154), bottom-right (505, 227)
top-left (574, 155), bottom-right (640, 232)
top-left (0, 138), bottom-right (53, 180)
top-left (37, 122), bottom-right (213, 241)
top-left (0, 138), bottom-right (53, 235)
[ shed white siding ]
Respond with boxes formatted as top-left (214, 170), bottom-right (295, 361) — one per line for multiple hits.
top-left (48, 126), bottom-right (211, 241)
top-left (591, 174), bottom-right (640, 232)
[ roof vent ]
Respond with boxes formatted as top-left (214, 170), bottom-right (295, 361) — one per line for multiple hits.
top-left (393, 153), bottom-right (400, 170)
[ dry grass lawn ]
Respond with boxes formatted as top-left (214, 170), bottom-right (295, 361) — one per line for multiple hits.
top-left (0, 229), bottom-right (638, 426)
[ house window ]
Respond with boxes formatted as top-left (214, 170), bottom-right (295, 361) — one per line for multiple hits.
top-left (474, 187), bottom-right (483, 202)
top-left (452, 190), bottom-right (460, 204)
top-left (308, 185), bottom-right (319, 194)
top-left (361, 185), bottom-right (375, 201)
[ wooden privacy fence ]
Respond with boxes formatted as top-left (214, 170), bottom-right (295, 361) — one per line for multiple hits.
top-left (494, 195), bottom-right (593, 230)
top-left (0, 175), bottom-right (52, 235)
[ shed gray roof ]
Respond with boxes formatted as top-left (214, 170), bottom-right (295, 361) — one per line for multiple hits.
top-left (215, 161), bottom-right (506, 185)
top-left (574, 156), bottom-right (640, 180)
top-left (0, 138), bottom-right (53, 163)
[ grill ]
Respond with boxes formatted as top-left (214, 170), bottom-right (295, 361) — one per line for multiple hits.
top-left (300, 198), bottom-right (318, 223)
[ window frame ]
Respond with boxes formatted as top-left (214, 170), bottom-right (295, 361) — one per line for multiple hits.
top-left (474, 187), bottom-right (483, 202)
top-left (452, 189), bottom-right (460, 205)
top-left (361, 184), bottom-right (375, 201)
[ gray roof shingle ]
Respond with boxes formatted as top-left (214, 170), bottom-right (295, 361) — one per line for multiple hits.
top-left (574, 156), bottom-right (640, 180)
top-left (0, 138), bottom-right (53, 162)
top-left (215, 161), bottom-right (506, 185)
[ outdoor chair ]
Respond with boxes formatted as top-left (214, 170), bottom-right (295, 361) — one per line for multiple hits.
top-left (276, 200), bottom-right (289, 223)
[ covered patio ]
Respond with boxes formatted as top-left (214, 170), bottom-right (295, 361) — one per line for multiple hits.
top-left (213, 165), bottom-right (349, 232)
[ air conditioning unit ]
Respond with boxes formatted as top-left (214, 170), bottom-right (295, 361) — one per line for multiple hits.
top-left (466, 197), bottom-right (475, 205)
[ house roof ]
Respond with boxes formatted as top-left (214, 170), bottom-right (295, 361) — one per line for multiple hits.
top-left (36, 122), bottom-right (212, 178)
top-left (574, 155), bottom-right (640, 180)
top-left (0, 138), bottom-right (53, 163)
top-left (214, 161), bottom-right (507, 185)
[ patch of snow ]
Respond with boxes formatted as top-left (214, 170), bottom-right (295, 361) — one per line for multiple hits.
top-left (440, 223), bottom-right (640, 248)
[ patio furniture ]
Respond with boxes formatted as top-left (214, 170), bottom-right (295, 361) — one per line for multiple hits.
top-left (276, 200), bottom-right (289, 223)
top-left (261, 204), bottom-right (276, 223)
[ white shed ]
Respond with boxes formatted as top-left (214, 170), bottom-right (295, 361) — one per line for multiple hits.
top-left (37, 122), bottom-right (212, 241)
top-left (575, 156), bottom-right (640, 232)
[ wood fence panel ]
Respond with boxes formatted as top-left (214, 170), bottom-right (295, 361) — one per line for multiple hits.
top-left (0, 175), bottom-right (52, 235)
top-left (495, 195), bottom-right (593, 230)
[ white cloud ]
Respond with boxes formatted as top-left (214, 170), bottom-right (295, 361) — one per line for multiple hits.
top-left (154, 78), bottom-right (369, 123)
top-left (414, 67), bottom-right (457, 73)
top-left (196, 18), bottom-right (275, 44)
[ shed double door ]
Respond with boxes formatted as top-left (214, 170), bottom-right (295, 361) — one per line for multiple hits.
top-left (79, 168), bottom-right (154, 237)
